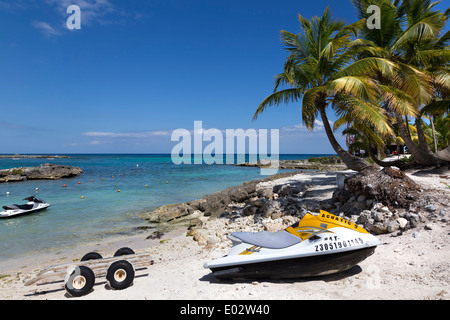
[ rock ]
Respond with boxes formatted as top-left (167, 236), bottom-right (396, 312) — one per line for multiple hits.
top-left (358, 210), bottom-right (372, 224)
top-left (367, 221), bottom-right (388, 234)
top-left (373, 211), bottom-right (384, 222)
top-left (257, 188), bottom-right (273, 199)
top-left (243, 204), bottom-right (258, 216)
top-left (396, 217), bottom-right (408, 229)
top-left (276, 185), bottom-right (292, 197)
top-left (145, 203), bottom-right (194, 223)
top-left (380, 206), bottom-right (390, 213)
top-left (354, 201), bottom-right (366, 210)
top-left (207, 237), bottom-right (219, 246)
top-left (193, 232), bottom-right (207, 245)
top-left (424, 204), bottom-right (438, 212)
top-left (146, 231), bottom-right (165, 240)
top-left (251, 199), bottom-right (266, 208)
top-left (188, 218), bottom-right (203, 230)
top-left (425, 223), bottom-right (433, 230)
top-left (387, 220), bottom-right (400, 233)
top-left (0, 163), bottom-right (82, 182)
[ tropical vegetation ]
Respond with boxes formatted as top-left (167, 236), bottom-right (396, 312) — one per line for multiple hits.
top-left (254, 0), bottom-right (449, 171)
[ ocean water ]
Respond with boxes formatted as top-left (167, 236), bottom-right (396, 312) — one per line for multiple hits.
top-left (0, 154), bottom-right (331, 260)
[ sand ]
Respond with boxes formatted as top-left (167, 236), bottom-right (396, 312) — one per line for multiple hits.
top-left (0, 169), bottom-right (448, 300)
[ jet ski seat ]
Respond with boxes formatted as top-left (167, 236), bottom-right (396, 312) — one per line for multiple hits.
top-left (229, 230), bottom-right (302, 249)
top-left (2, 204), bottom-right (34, 210)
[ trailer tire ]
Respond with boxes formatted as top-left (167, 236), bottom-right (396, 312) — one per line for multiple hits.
top-left (80, 252), bottom-right (103, 261)
top-left (113, 247), bottom-right (135, 257)
top-left (64, 266), bottom-right (95, 297)
top-left (106, 260), bottom-right (135, 290)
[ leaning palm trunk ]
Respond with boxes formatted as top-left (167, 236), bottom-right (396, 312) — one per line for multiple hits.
top-left (415, 117), bottom-right (435, 156)
top-left (367, 146), bottom-right (405, 169)
top-left (319, 107), bottom-right (371, 171)
top-left (395, 114), bottom-right (439, 166)
top-left (435, 145), bottom-right (450, 162)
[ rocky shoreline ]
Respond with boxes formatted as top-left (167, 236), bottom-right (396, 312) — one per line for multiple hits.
top-left (236, 158), bottom-right (347, 171)
top-left (143, 167), bottom-right (450, 241)
top-left (0, 163), bottom-right (82, 182)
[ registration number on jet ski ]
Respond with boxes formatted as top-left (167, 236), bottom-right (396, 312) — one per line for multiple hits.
top-left (315, 237), bottom-right (364, 252)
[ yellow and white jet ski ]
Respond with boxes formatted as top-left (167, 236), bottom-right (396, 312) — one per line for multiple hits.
top-left (204, 210), bottom-right (380, 280)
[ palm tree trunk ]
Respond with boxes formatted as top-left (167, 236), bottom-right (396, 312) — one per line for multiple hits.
top-left (395, 114), bottom-right (438, 166)
top-left (430, 115), bottom-right (438, 152)
top-left (368, 146), bottom-right (405, 169)
top-left (435, 145), bottom-right (450, 162)
top-left (415, 117), bottom-right (434, 155)
top-left (319, 107), bottom-right (371, 172)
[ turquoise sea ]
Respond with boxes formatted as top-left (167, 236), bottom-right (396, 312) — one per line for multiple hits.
top-left (0, 154), bottom-right (332, 261)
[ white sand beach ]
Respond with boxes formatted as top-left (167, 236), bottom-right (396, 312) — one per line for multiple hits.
top-left (0, 169), bottom-right (449, 300)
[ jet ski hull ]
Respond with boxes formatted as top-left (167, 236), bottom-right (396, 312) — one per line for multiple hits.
top-left (0, 197), bottom-right (50, 219)
top-left (0, 204), bottom-right (50, 218)
top-left (210, 246), bottom-right (376, 280)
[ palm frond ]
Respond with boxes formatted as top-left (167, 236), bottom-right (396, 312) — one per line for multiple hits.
top-left (333, 57), bottom-right (398, 79)
top-left (328, 76), bottom-right (379, 103)
top-left (420, 100), bottom-right (450, 115)
top-left (253, 88), bottom-right (303, 120)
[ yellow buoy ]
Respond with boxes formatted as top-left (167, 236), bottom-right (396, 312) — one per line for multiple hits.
top-left (118, 189), bottom-right (121, 192)
top-left (81, 196), bottom-right (84, 199)
top-left (145, 185), bottom-right (148, 188)
top-left (185, 179), bottom-right (187, 181)
top-left (166, 181), bottom-right (168, 184)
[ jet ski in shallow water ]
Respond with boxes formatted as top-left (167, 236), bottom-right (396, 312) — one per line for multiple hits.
top-left (0, 196), bottom-right (50, 219)
top-left (204, 210), bottom-right (381, 280)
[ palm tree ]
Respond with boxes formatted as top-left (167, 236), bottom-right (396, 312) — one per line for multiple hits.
top-left (352, 0), bottom-right (450, 165)
top-left (253, 7), bottom-right (406, 171)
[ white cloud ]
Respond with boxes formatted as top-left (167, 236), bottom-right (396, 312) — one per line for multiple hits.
top-left (83, 130), bottom-right (171, 138)
top-left (281, 119), bottom-right (331, 133)
top-left (31, 21), bottom-right (61, 36)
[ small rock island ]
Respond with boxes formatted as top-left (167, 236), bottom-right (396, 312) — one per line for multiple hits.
top-left (0, 163), bottom-right (82, 182)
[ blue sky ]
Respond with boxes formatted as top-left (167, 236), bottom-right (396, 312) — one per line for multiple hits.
top-left (0, 0), bottom-right (447, 154)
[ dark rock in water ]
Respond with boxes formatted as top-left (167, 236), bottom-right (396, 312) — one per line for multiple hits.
top-left (0, 163), bottom-right (82, 182)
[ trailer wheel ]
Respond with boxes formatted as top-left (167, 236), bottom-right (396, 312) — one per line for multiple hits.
top-left (106, 260), bottom-right (135, 290)
top-left (64, 266), bottom-right (95, 297)
top-left (113, 247), bottom-right (135, 257)
top-left (80, 252), bottom-right (103, 261)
